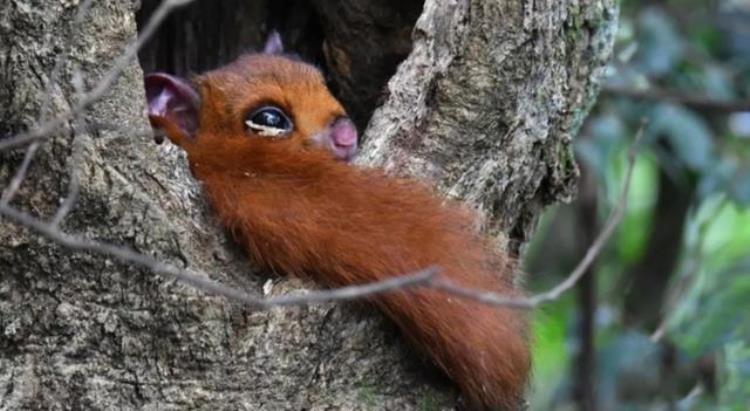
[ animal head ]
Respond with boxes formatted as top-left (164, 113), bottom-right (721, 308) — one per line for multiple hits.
top-left (144, 32), bottom-right (359, 162)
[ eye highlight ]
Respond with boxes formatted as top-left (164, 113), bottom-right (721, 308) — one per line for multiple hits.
top-left (245, 106), bottom-right (293, 137)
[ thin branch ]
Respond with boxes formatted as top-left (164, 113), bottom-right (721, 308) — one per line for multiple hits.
top-left (650, 197), bottom-right (728, 343)
top-left (1, 117), bottom-right (644, 311)
top-left (0, 201), bottom-right (439, 308)
top-left (1, 118), bottom-right (644, 311)
top-left (0, 142), bottom-right (40, 206)
top-left (0, 1), bottom-right (95, 206)
top-left (679, 384), bottom-right (704, 405)
top-left (0, 0), bottom-right (645, 313)
top-left (603, 84), bottom-right (750, 113)
top-left (1, 116), bottom-right (641, 311)
top-left (0, 0), bottom-right (196, 152)
top-left (1, 0), bottom-right (446, 314)
top-left (48, 66), bottom-right (85, 228)
top-left (50, 173), bottom-right (80, 228)
top-left (263, 266), bottom-right (440, 307)
top-left (36, 0), bottom-right (95, 120)
top-left (432, 120), bottom-right (648, 309)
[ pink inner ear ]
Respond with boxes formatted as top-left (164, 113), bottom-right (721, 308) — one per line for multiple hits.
top-left (144, 73), bottom-right (200, 139)
top-left (148, 87), bottom-right (173, 118)
top-left (263, 30), bottom-right (284, 54)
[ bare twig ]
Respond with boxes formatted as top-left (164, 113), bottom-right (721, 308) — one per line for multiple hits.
top-left (432, 120), bottom-right (648, 309)
top-left (0, 1), bottom-right (96, 205)
top-left (0, 201), bottom-right (439, 308)
top-left (1, 0), bottom-right (643, 311)
top-left (0, 142), bottom-right (40, 205)
top-left (263, 266), bottom-right (440, 307)
top-left (2, 0), bottom-right (448, 313)
top-left (679, 384), bottom-right (704, 405)
top-left (1, 116), bottom-right (642, 310)
top-left (1, 115), bottom-right (644, 311)
top-left (650, 198), bottom-right (728, 343)
top-left (35, 1), bottom-right (95, 122)
top-left (50, 174), bottom-right (80, 228)
top-left (603, 84), bottom-right (750, 113)
top-left (0, 0), bottom-right (195, 152)
top-left (1, 118), bottom-right (644, 311)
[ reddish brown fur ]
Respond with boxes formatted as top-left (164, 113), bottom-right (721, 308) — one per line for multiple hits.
top-left (157, 54), bottom-right (530, 410)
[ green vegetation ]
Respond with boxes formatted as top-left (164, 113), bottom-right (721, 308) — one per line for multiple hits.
top-left (526, 1), bottom-right (750, 409)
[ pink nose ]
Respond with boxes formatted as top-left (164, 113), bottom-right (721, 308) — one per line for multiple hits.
top-left (331, 117), bottom-right (358, 148)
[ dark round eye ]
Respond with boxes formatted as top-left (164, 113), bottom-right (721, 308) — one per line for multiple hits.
top-left (245, 106), bottom-right (293, 137)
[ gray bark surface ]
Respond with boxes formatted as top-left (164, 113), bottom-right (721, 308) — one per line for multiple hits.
top-left (360, 0), bottom-right (619, 248)
top-left (0, 0), bottom-right (616, 410)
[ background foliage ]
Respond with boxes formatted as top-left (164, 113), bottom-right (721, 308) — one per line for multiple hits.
top-left (525, 0), bottom-right (750, 409)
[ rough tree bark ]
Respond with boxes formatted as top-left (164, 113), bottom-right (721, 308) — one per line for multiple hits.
top-left (360, 1), bottom-right (618, 247)
top-left (0, 1), bottom-right (616, 410)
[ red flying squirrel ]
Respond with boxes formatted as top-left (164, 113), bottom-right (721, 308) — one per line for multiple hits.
top-left (144, 32), bottom-right (530, 411)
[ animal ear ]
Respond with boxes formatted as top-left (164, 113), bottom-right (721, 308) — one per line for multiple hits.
top-left (144, 73), bottom-right (200, 146)
top-left (263, 30), bottom-right (284, 54)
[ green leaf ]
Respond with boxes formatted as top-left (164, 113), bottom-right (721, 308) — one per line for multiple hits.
top-left (636, 8), bottom-right (684, 76)
top-left (718, 341), bottom-right (750, 409)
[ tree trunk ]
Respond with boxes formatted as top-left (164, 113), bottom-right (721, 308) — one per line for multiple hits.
top-left (0, 1), bottom-right (617, 409)
top-left (360, 1), bottom-right (619, 249)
